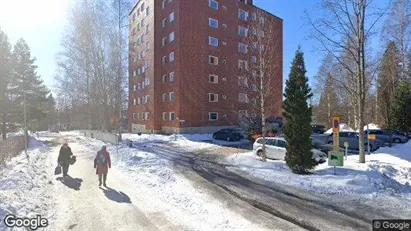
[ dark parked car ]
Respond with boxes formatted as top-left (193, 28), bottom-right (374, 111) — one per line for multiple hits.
top-left (326, 131), bottom-right (380, 152)
top-left (312, 124), bottom-right (326, 134)
top-left (213, 129), bottom-right (244, 142)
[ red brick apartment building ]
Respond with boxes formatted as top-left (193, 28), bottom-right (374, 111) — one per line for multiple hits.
top-left (128, 0), bottom-right (283, 134)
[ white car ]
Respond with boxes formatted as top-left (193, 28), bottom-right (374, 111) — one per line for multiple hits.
top-left (253, 137), bottom-right (327, 164)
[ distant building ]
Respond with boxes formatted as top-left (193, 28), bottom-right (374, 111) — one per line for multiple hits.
top-left (128, 0), bottom-right (283, 134)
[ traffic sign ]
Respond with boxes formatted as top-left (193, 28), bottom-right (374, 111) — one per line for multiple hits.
top-left (328, 151), bottom-right (344, 166)
top-left (368, 134), bottom-right (376, 140)
top-left (332, 116), bottom-right (340, 152)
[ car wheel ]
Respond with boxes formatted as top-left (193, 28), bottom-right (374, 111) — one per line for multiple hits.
top-left (226, 136), bottom-right (231, 141)
top-left (256, 150), bottom-right (263, 157)
top-left (213, 134), bottom-right (217, 139)
top-left (393, 138), bottom-right (401, 143)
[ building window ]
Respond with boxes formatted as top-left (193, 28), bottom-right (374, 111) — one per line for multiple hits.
top-left (162, 0), bottom-right (166, 9)
top-left (260, 45), bottom-right (265, 51)
top-left (169, 112), bottom-right (175, 121)
top-left (209, 0), bottom-right (218, 10)
top-left (209, 18), bottom-right (218, 28)
top-left (251, 56), bottom-right (257, 63)
top-left (169, 92), bottom-right (175, 101)
top-left (133, 85), bottom-right (137, 92)
top-left (238, 93), bottom-right (248, 103)
top-left (238, 9), bottom-right (248, 21)
top-left (209, 74), bottom-right (218, 83)
top-left (238, 60), bottom-right (248, 70)
top-left (146, 25), bottom-right (150, 34)
top-left (209, 36), bottom-right (219, 47)
top-left (133, 70), bottom-right (137, 77)
top-left (238, 43), bottom-right (248, 53)
top-left (252, 84), bottom-right (258, 92)
top-left (238, 76), bottom-right (248, 87)
top-left (132, 113), bottom-right (136, 119)
top-left (146, 42), bottom-right (150, 51)
top-left (138, 97), bottom-right (141, 105)
top-left (260, 17), bottom-right (265, 24)
top-left (162, 18), bottom-right (166, 28)
top-left (146, 6), bottom-right (150, 16)
top-left (209, 55), bottom-right (218, 65)
top-left (138, 83), bottom-right (141, 89)
top-left (252, 13), bottom-right (257, 21)
top-left (252, 42), bottom-right (257, 49)
top-left (133, 98), bottom-right (136, 105)
top-left (162, 37), bottom-right (167, 46)
top-left (208, 112), bottom-right (218, 121)
top-left (162, 75), bottom-right (167, 83)
top-left (169, 31), bottom-right (175, 42)
top-left (260, 30), bottom-right (265, 38)
top-left (208, 93), bottom-right (218, 102)
top-left (162, 56), bottom-right (167, 64)
top-left (162, 93), bottom-right (167, 102)
top-left (169, 11), bottom-right (175, 22)
top-left (238, 26), bottom-right (248, 37)
top-left (162, 112), bottom-right (167, 120)
top-left (169, 72), bottom-right (175, 81)
top-left (169, 52), bottom-right (175, 62)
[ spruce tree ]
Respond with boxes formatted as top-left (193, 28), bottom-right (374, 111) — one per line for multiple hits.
top-left (0, 29), bottom-right (12, 140)
top-left (391, 81), bottom-right (411, 134)
top-left (283, 47), bottom-right (316, 174)
top-left (9, 39), bottom-right (49, 128)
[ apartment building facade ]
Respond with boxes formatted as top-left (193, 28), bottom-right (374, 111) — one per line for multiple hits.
top-left (128, 0), bottom-right (283, 134)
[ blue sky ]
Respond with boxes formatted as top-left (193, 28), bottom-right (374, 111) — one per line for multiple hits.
top-left (0, 0), bottom-right (388, 94)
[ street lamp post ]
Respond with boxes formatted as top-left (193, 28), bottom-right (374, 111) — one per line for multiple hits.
top-left (24, 91), bottom-right (27, 155)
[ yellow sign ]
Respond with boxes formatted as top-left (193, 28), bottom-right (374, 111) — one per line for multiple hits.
top-left (332, 116), bottom-right (340, 152)
top-left (368, 134), bottom-right (376, 140)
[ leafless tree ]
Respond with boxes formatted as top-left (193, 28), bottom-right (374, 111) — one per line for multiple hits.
top-left (381, 0), bottom-right (411, 81)
top-left (231, 9), bottom-right (282, 161)
top-left (306, 0), bottom-right (389, 163)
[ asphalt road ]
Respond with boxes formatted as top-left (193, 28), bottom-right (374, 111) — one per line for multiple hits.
top-left (145, 142), bottom-right (409, 231)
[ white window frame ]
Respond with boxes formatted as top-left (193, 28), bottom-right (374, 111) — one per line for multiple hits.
top-left (162, 93), bottom-right (167, 102)
top-left (209, 0), bottom-right (218, 10)
top-left (169, 72), bottom-right (175, 82)
top-left (169, 92), bottom-right (175, 102)
top-left (162, 75), bottom-right (167, 83)
top-left (162, 18), bottom-right (167, 28)
top-left (208, 93), bottom-right (218, 102)
top-left (209, 36), bottom-right (219, 47)
top-left (209, 74), bottom-right (218, 83)
top-left (169, 11), bottom-right (175, 22)
top-left (238, 9), bottom-right (248, 21)
top-left (162, 56), bottom-right (167, 64)
top-left (169, 31), bottom-right (175, 42)
top-left (162, 112), bottom-right (167, 120)
top-left (132, 113), bottom-right (136, 119)
top-left (238, 43), bottom-right (248, 54)
top-left (238, 92), bottom-right (248, 103)
top-left (209, 55), bottom-right (218, 65)
top-left (209, 18), bottom-right (218, 28)
top-left (169, 112), bottom-right (175, 121)
top-left (169, 51), bottom-right (175, 62)
top-left (238, 26), bottom-right (248, 37)
top-left (208, 112), bottom-right (218, 121)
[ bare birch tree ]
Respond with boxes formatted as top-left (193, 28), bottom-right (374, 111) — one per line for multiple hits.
top-left (306, 0), bottom-right (388, 163)
top-left (232, 9), bottom-right (282, 161)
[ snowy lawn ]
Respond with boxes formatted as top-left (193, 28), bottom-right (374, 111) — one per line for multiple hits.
top-left (123, 132), bottom-right (250, 151)
top-left (222, 141), bottom-right (411, 199)
top-left (0, 137), bottom-right (57, 229)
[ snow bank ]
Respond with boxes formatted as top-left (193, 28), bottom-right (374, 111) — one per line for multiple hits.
top-left (324, 123), bottom-right (354, 134)
top-left (223, 141), bottom-right (411, 200)
top-left (0, 137), bottom-right (57, 230)
top-left (355, 123), bottom-right (381, 132)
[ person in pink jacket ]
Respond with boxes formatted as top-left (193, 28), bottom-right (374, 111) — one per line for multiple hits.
top-left (94, 146), bottom-right (111, 187)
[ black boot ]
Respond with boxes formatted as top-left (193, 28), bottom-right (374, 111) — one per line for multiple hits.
top-left (98, 174), bottom-right (102, 186)
top-left (103, 174), bottom-right (107, 187)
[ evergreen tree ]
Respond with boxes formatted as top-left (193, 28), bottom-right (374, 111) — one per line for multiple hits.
top-left (283, 47), bottom-right (316, 174)
top-left (9, 39), bottom-right (49, 129)
top-left (0, 28), bottom-right (12, 140)
top-left (391, 81), bottom-right (411, 133)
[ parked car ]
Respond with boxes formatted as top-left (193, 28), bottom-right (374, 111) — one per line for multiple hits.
top-left (326, 131), bottom-right (380, 151)
top-left (365, 129), bottom-right (409, 144)
top-left (253, 137), bottom-right (327, 164)
top-left (312, 124), bottom-right (326, 134)
top-left (213, 129), bottom-right (244, 141)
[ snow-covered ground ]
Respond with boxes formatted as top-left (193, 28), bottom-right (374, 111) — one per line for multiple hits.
top-left (0, 131), bottom-right (267, 230)
top-left (222, 141), bottom-right (411, 202)
top-left (0, 137), bottom-right (57, 229)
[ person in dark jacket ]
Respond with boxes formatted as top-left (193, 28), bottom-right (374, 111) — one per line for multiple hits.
top-left (58, 143), bottom-right (73, 177)
top-left (94, 145), bottom-right (111, 187)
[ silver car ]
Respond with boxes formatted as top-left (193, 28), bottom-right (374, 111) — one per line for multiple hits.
top-left (253, 137), bottom-right (327, 164)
